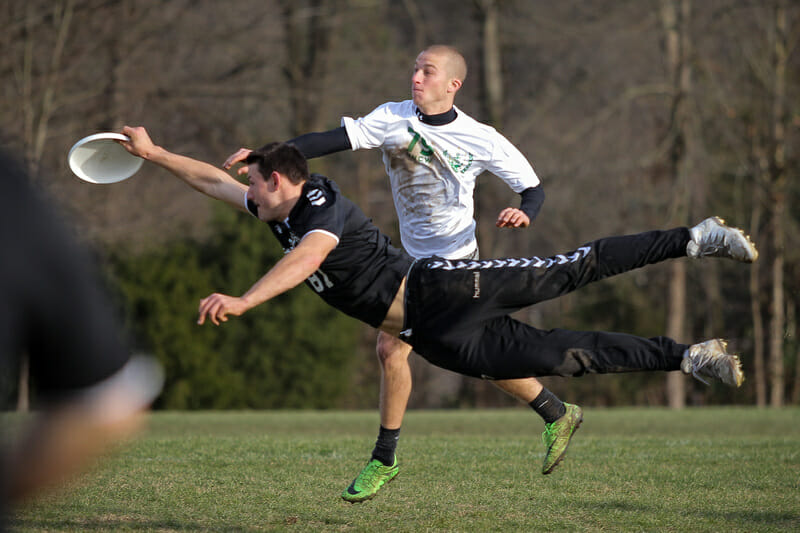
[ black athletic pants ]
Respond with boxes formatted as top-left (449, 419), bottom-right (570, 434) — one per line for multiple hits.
top-left (401, 228), bottom-right (692, 379)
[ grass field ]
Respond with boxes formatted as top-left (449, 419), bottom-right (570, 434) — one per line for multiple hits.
top-left (9, 408), bottom-right (800, 532)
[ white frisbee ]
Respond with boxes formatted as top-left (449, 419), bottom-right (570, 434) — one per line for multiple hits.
top-left (68, 132), bottom-right (143, 184)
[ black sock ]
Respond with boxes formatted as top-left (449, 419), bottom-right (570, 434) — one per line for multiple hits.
top-left (371, 426), bottom-right (400, 466)
top-left (529, 388), bottom-right (566, 424)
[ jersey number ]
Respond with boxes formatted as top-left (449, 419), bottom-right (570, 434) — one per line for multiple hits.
top-left (407, 127), bottom-right (433, 162)
top-left (307, 271), bottom-right (334, 293)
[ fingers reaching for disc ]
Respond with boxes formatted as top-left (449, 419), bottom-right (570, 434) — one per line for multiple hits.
top-left (118, 126), bottom-right (156, 159)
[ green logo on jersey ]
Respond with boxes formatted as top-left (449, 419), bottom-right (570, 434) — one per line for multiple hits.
top-left (407, 127), bottom-right (434, 163)
top-left (407, 126), bottom-right (474, 173)
top-left (443, 148), bottom-right (474, 173)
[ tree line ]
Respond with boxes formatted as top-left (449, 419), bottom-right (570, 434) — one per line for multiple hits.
top-left (1, 0), bottom-right (797, 409)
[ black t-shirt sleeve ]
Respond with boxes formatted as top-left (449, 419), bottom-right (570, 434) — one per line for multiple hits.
top-left (519, 185), bottom-right (544, 221)
top-left (291, 184), bottom-right (346, 240)
top-left (283, 127), bottom-right (352, 159)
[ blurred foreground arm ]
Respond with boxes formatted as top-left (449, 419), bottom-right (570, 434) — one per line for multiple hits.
top-left (4, 358), bottom-right (163, 502)
top-left (0, 150), bottom-right (163, 504)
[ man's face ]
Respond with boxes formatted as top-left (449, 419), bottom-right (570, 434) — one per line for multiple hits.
top-left (246, 166), bottom-right (278, 222)
top-left (411, 50), bottom-right (457, 114)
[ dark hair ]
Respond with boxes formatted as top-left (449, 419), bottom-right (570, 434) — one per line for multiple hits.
top-left (245, 142), bottom-right (309, 184)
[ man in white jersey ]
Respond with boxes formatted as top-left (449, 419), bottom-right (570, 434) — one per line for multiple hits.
top-left (223, 45), bottom-right (573, 502)
top-left (340, 71), bottom-right (539, 259)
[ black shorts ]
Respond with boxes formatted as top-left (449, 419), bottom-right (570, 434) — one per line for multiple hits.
top-left (401, 228), bottom-right (691, 379)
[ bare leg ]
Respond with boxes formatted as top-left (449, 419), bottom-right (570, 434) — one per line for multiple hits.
top-left (492, 377), bottom-right (544, 404)
top-left (342, 335), bottom-right (407, 502)
top-left (376, 330), bottom-right (414, 429)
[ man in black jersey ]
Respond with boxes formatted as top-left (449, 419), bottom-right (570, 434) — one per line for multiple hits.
top-left (120, 126), bottom-right (756, 497)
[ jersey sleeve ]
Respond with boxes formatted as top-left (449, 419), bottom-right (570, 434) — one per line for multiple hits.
top-left (341, 102), bottom-right (397, 151)
top-left (486, 132), bottom-right (541, 192)
top-left (292, 184), bottom-right (345, 244)
top-left (286, 127), bottom-right (352, 158)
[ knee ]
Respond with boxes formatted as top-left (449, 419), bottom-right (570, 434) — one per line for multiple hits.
top-left (376, 335), bottom-right (411, 369)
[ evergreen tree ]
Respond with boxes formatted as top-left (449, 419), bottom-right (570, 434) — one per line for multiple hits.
top-left (109, 205), bottom-right (360, 409)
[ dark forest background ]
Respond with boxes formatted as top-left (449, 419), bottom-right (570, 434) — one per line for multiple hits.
top-left (2, 0), bottom-right (798, 410)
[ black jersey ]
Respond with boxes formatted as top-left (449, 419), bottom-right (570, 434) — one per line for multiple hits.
top-left (250, 174), bottom-right (413, 328)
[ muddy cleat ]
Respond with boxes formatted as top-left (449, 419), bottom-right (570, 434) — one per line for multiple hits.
top-left (541, 403), bottom-right (583, 475)
top-left (341, 457), bottom-right (399, 503)
top-left (681, 339), bottom-right (744, 387)
top-left (686, 216), bottom-right (758, 263)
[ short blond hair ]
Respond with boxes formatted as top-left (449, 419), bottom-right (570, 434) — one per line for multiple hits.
top-left (423, 45), bottom-right (467, 82)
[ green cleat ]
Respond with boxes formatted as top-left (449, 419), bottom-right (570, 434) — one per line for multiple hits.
top-left (341, 457), bottom-right (399, 503)
top-left (541, 403), bottom-right (583, 475)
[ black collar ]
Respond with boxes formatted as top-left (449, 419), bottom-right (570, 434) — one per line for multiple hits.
top-left (415, 106), bottom-right (457, 126)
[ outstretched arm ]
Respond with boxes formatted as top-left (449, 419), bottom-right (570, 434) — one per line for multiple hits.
top-left (197, 231), bottom-right (338, 325)
top-left (120, 126), bottom-right (248, 212)
top-left (222, 127), bottom-right (352, 176)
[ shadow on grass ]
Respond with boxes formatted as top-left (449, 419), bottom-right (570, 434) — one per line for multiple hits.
top-left (700, 509), bottom-right (800, 528)
top-left (11, 513), bottom-right (350, 532)
top-left (11, 517), bottom-right (228, 532)
top-left (581, 500), bottom-right (799, 528)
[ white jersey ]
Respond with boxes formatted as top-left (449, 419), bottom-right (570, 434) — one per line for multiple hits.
top-left (342, 100), bottom-right (539, 259)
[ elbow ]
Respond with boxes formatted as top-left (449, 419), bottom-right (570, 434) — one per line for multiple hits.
top-left (295, 252), bottom-right (327, 278)
top-left (305, 253), bottom-right (327, 274)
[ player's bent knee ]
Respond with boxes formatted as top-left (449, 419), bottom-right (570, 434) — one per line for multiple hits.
top-left (376, 333), bottom-right (413, 366)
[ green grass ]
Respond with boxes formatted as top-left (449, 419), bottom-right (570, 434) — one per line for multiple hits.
top-left (10, 408), bottom-right (800, 532)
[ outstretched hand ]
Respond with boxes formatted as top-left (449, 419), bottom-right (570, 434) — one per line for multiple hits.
top-left (495, 207), bottom-right (531, 228)
top-left (198, 293), bottom-right (251, 326)
top-left (222, 148), bottom-right (253, 176)
top-left (119, 125), bottom-right (158, 159)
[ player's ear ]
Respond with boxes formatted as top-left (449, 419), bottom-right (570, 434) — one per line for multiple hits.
top-left (269, 171), bottom-right (281, 190)
top-left (448, 77), bottom-right (462, 93)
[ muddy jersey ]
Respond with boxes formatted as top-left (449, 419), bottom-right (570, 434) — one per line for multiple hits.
top-left (246, 174), bottom-right (413, 328)
top-left (342, 100), bottom-right (539, 259)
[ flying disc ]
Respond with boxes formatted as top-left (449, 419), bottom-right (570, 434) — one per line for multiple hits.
top-left (68, 133), bottom-right (143, 184)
